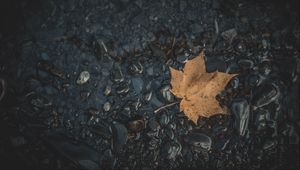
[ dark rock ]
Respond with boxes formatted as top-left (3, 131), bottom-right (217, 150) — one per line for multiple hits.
top-left (221, 28), bottom-right (237, 41)
top-left (150, 93), bottom-right (164, 107)
top-left (165, 128), bottom-right (175, 140)
top-left (116, 82), bottom-right (130, 94)
top-left (127, 119), bottom-right (145, 133)
top-left (128, 62), bottom-right (143, 74)
top-left (37, 61), bottom-right (66, 79)
top-left (160, 85), bottom-right (174, 103)
top-left (112, 67), bottom-right (124, 83)
top-left (161, 142), bottom-right (182, 160)
top-left (146, 66), bottom-right (154, 76)
top-left (90, 121), bottom-right (112, 139)
top-left (189, 23), bottom-right (204, 34)
top-left (263, 139), bottom-right (277, 151)
top-left (78, 160), bottom-right (99, 170)
top-left (229, 77), bottom-right (239, 89)
top-left (149, 44), bottom-right (166, 58)
top-left (252, 83), bottom-right (280, 108)
top-left (159, 113), bottom-right (170, 126)
top-left (131, 77), bottom-right (144, 94)
top-left (40, 52), bottom-right (50, 60)
top-left (143, 91), bottom-right (153, 102)
top-left (184, 133), bottom-right (212, 150)
top-left (30, 96), bottom-right (52, 108)
top-left (238, 59), bottom-right (254, 70)
top-left (231, 98), bottom-right (250, 136)
top-left (148, 118), bottom-right (160, 131)
top-left (112, 122), bottom-right (128, 152)
top-left (44, 130), bottom-right (100, 169)
top-left (245, 74), bottom-right (261, 88)
top-left (80, 91), bottom-right (91, 100)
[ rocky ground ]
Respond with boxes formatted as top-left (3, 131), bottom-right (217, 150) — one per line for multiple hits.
top-left (0, 0), bottom-right (299, 169)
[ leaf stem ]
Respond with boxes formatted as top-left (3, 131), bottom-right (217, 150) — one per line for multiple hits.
top-left (154, 101), bottom-right (179, 113)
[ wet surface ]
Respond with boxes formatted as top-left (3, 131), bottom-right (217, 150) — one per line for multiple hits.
top-left (0, 0), bottom-right (299, 169)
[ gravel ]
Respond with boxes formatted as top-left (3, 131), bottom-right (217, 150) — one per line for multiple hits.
top-left (0, 0), bottom-right (299, 169)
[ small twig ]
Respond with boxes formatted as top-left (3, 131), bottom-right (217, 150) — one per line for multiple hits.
top-left (100, 40), bottom-right (108, 53)
top-left (154, 102), bottom-right (179, 113)
top-left (214, 18), bottom-right (219, 35)
top-left (171, 36), bottom-right (176, 49)
top-left (212, 18), bottom-right (220, 50)
top-left (0, 78), bottom-right (7, 102)
top-left (166, 37), bottom-right (176, 57)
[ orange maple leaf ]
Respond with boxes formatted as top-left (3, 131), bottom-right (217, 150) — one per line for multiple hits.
top-left (170, 51), bottom-right (237, 123)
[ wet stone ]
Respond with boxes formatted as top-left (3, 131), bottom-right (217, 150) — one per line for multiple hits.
top-left (229, 77), bottom-right (239, 89)
top-left (112, 68), bottom-right (124, 83)
top-left (127, 119), bottom-right (145, 133)
top-left (165, 128), bottom-right (175, 140)
top-left (150, 44), bottom-right (166, 58)
top-left (143, 91), bottom-right (153, 102)
top-left (245, 74), bottom-right (261, 88)
top-left (159, 113), bottom-right (170, 126)
top-left (128, 62), bottom-right (143, 74)
top-left (258, 62), bottom-right (272, 76)
top-left (231, 98), bottom-right (250, 136)
top-left (176, 54), bottom-right (188, 63)
top-left (238, 59), bottom-right (254, 70)
top-left (221, 28), bottom-right (237, 41)
top-left (81, 60), bottom-right (90, 66)
top-left (101, 68), bottom-right (110, 77)
top-left (77, 71), bottom-right (90, 85)
top-left (90, 121), bottom-right (112, 139)
top-left (87, 108), bottom-right (99, 116)
top-left (40, 52), bottom-right (50, 60)
top-left (104, 85), bottom-right (112, 96)
top-left (80, 91), bottom-right (91, 100)
top-left (45, 130), bottom-right (100, 168)
top-left (252, 83), bottom-right (280, 108)
top-left (112, 122), bottom-right (128, 152)
top-left (78, 160), bottom-right (99, 170)
top-left (103, 102), bottom-right (111, 112)
top-left (235, 41), bottom-right (247, 53)
top-left (161, 142), bottom-right (182, 160)
top-left (189, 23), bottom-right (204, 34)
top-left (215, 139), bottom-right (230, 150)
top-left (255, 109), bottom-right (270, 130)
top-left (160, 85), bottom-right (174, 102)
top-left (116, 82), bottom-right (130, 94)
top-left (148, 118), bottom-right (160, 131)
top-left (30, 96), bottom-right (52, 108)
top-left (263, 139), bottom-right (277, 151)
top-left (37, 61), bottom-right (66, 79)
top-left (146, 66), bottom-right (154, 76)
top-left (184, 133), bottom-right (212, 151)
top-left (150, 94), bottom-right (164, 107)
top-left (226, 62), bottom-right (240, 73)
top-left (131, 77), bottom-right (144, 94)
top-left (132, 99), bottom-right (142, 111)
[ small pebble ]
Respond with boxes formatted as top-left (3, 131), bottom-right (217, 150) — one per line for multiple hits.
top-left (103, 102), bottom-right (111, 112)
top-left (77, 71), bottom-right (90, 85)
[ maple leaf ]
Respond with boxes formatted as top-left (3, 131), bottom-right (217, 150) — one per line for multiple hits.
top-left (170, 51), bottom-right (237, 123)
